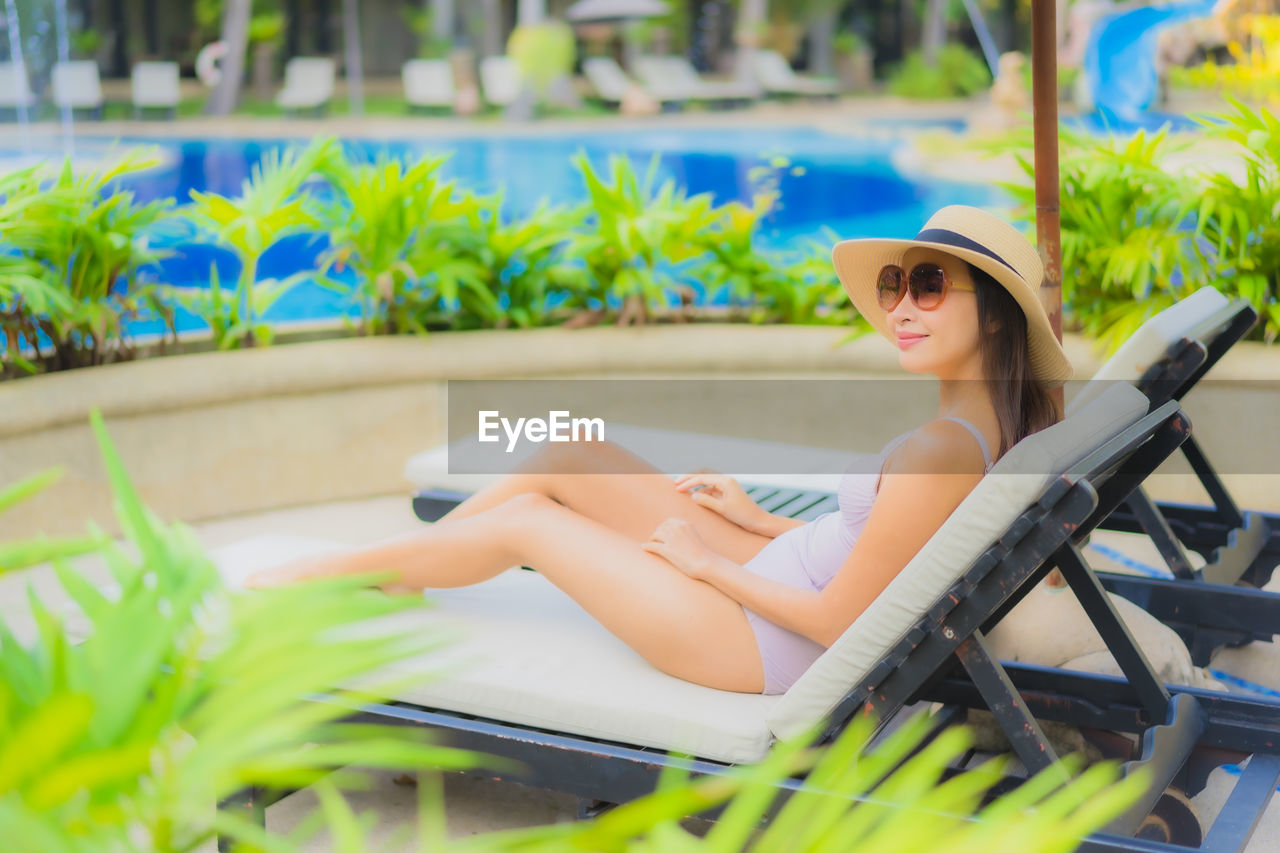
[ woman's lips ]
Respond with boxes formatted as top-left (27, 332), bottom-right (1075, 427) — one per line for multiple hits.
top-left (896, 332), bottom-right (927, 350)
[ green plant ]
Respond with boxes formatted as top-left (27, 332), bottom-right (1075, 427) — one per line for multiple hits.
top-left (564, 154), bottom-right (720, 325)
top-left (403, 6), bottom-right (454, 59)
top-left (1169, 15), bottom-right (1280, 104)
top-left (181, 138), bottom-right (336, 348)
top-left (997, 125), bottom-right (1209, 353)
top-left (70, 29), bottom-right (103, 59)
top-left (889, 44), bottom-right (991, 99)
top-left (690, 175), bottom-right (851, 327)
top-left (247, 11), bottom-right (285, 44)
top-left (1194, 98), bottom-right (1280, 342)
top-left (427, 193), bottom-right (586, 330)
top-left (162, 264), bottom-right (298, 350)
top-left (0, 412), bottom-right (484, 852)
top-left (0, 152), bottom-right (175, 375)
top-left (507, 22), bottom-right (576, 97)
top-left (833, 32), bottom-right (868, 55)
top-left (317, 152), bottom-right (481, 336)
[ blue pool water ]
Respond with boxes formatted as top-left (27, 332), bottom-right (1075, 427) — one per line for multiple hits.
top-left (6, 127), bottom-right (1006, 336)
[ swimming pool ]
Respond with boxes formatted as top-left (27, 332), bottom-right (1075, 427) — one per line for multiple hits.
top-left (7, 127), bottom-right (1008, 336)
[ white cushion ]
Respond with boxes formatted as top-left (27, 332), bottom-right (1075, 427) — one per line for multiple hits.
top-left (1069, 287), bottom-right (1230, 413)
top-left (0, 62), bottom-right (36, 108)
top-left (480, 57), bottom-right (522, 107)
top-left (131, 62), bottom-right (181, 107)
top-left (276, 58), bottom-right (335, 108)
top-left (52, 61), bottom-right (103, 108)
top-left (766, 383), bottom-right (1152, 740)
top-left (211, 536), bottom-right (781, 764)
top-left (583, 57), bottom-right (631, 102)
top-left (403, 60), bottom-right (454, 106)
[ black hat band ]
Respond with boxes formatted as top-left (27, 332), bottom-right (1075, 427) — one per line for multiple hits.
top-left (914, 228), bottom-right (1021, 278)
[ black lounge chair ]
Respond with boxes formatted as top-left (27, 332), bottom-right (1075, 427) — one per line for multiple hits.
top-left (226, 385), bottom-right (1280, 852)
top-left (1063, 288), bottom-right (1279, 665)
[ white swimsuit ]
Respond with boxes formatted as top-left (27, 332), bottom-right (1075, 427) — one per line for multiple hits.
top-left (740, 418), bottom-right (995, 694)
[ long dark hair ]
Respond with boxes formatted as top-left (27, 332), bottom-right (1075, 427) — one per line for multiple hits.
top-left (968, 263), bottom-right (1062, 458)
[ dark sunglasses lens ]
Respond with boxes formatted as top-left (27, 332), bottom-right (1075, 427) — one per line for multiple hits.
top-left (876, 266), bottom-right (904, 310)
top-left (909, 264), bottom-right (948, 309)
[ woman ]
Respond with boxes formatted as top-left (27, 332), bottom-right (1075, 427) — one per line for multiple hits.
top-left (245, 206), bottom-right (1073, 696)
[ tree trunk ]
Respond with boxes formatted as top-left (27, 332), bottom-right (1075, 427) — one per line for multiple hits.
top-left (433, 0), bottom-right (454, 42)
top-left (480, 0), bottom-right (502, 57)
top-left (736, 0), bottom-right (766, 84)
top-left (207, 0), bottom-right (250, 116)
top-left (809, 10), bottom-right (835, 75)
top-left (517, 0), bottom-right (545, 27)
top-left (344, 0), bottom-right (363, 115)
top-left (922, 0), bottom-right (947, 65)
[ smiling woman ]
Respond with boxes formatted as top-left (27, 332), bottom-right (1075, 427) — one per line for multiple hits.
top-left (242, 205), bottom-right (1071, 698)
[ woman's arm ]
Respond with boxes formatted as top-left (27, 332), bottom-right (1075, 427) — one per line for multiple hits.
top-left (813, 424), bottom-right (986, 646)
top-left (746, 513), bottom-right (807, 539)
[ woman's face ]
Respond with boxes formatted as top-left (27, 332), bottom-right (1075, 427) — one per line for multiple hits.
top-left (884, 248), bottom-right (983, 381)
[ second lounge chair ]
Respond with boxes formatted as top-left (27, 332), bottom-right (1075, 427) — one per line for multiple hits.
top-left (51, 60), bottom-right (104, 119)
top-left (275, 57), bottom-right (336, 117)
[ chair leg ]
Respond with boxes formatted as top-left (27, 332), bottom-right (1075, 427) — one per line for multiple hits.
top-left (217, 785), bottom-right (267, 851)
top-left (954, 629), bottom-right (1065, 779)
top-left (1056, 544), bottom-right (1173, 724)
top-left (576, 797), bottom-right (616, 819)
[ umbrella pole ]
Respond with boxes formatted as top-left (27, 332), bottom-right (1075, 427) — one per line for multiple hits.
top-left (1030, 0), bottom-right (1062, 344)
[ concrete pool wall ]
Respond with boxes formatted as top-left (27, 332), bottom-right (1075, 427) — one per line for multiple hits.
top-left (2, 324), bottom-right (1277, 541)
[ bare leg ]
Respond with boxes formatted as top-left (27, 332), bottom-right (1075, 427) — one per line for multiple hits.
top-left (246, 493), bottom-right (767, 692)
top-left (438, 440), bottom-right (772, 566)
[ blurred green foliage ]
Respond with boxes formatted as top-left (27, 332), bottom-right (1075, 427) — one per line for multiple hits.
top-left (165, 138), bottom-right (338, 349)
top-left (999, 99), bottom-right (1280, 352)
top-left (1, 140), bottom-right (864, 379)
top-left (507, 22), bottom-right (576, 97)
top-left (0, 152), bottom-right (175, 377)
top-left (0, 412), bottom-right (482, 851)
top-left (888, 45), bottom-right (991, 99)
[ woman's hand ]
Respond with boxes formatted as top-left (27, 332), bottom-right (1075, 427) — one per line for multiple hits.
top-left (642, 517), bottom-right (724, 582)
top-left (674, 469), bottom-right (768, 534)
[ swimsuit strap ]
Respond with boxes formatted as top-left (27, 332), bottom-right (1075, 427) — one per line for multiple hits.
top-left (938, 416), bottom-right (995, 471)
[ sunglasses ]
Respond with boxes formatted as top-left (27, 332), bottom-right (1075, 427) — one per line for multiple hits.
top-left (876, 262), bottom-right (974, 312)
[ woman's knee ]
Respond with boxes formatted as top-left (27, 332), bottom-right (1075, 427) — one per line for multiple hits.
top-left (525, 438), bottom-right (626, 475)
top-left (490, 492), bottom-right (562, 526)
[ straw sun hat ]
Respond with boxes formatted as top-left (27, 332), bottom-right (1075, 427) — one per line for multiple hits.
top-left (832, 205), bottom-right (1073, 386)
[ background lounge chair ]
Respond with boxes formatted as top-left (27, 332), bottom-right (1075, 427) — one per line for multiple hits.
top-left (275, 57), bottom-right (336, 116)
top-left (51, 60), bottom-right (104, 119)
top-left (0, 62), bottom-right (38, 115)
top-left (753, 49), bottom-right (840, 99)
top-left (479, 56), bottom-right (524, 109)
top-left (582, 56), bottom-right (679, 110)
top-left (632, 55), bottom-right (760, 108)
top-left (402, 59), bottom-right (455, 112)
top-left (131, 61), bottom-right (181, 119)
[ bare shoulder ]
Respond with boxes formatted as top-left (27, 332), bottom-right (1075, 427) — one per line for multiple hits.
top-left (883, 419), bottom-right (990, 478)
